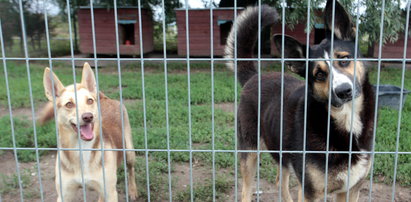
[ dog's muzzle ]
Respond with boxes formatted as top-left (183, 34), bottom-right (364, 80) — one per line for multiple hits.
top-left (70, 112), bottom-right (95, 141)
top-left (331, 82), bottom-right (361, 108)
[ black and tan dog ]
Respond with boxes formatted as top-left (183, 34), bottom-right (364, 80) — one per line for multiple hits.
top-left (225, 1), bottom-right (375, 202)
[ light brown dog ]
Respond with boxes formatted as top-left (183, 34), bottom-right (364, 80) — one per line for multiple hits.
top-left (40, 63), bottom-right (138, 202)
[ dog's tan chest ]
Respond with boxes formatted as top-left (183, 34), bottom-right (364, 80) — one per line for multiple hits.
top-left (334, 154), bottom-right (371, 193)
top-left (306, 156), bottom-right (371, 195)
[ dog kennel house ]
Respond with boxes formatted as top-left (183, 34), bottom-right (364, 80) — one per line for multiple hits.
top-left (373, 33), bottom-right (411, 58)
top-left (175, 8), bottom-right (245, 57)
top-left (78, 6), bottom-right (154, 56)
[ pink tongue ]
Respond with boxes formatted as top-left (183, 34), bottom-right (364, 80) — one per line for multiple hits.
top-left (80, 123), bottom-right (93, 140)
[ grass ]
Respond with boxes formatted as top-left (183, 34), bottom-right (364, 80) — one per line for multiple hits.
top-left (1, 38), bottom-right (74, 58)
top-left (0, 168), bottom-right (39, 199)
top-left (0, 61), bottom-right (410, 201)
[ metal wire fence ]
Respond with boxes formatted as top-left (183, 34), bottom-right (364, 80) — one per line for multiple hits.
top-left (0, 0), bottom-right (410, 202)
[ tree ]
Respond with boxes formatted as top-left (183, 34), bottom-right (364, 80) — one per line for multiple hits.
top-left (0, 0), bottom-right (56, 53)
top-left (360, 0), bottom-right (405, 56)
top-left (0, 1), bottom-right (19, 51)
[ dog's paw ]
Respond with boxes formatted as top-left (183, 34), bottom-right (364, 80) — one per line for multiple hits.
top-left (128, 187), bottom-right (138, 201)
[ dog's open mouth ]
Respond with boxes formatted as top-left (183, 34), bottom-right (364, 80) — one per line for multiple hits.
top-left (71, 123), bottom-right (94, 141)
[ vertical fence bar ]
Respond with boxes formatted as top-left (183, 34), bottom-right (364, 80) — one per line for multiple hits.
top-left (136, 0), bottom-right (151, 201)
top-left (160, 0), bottom-right (173, 201)
top-left (21, 0), bottom-right (50, 195)
top-left (113, 0), bottom-right (130, 201)
top-left (301, 1), bottom-right (312, 201)
top-left (209, 1), bottom-right (216, 201)
top-left (368, 1), bottom-right (386, 200)
top-left (0, 19), bottom-right (24, 202)
top-left (89, 0), bottom-right (108, 201)
top-left (323, 0), bottom-right (337, 200)
top-left (41, 1), bottom-right (60, 201)
top-left (256, 1), bottom-right (262, 201)
top-left (184, 0), bottom-right (194, 201)
top-left (345, 0), bottom-right (362, 201)
top-left (60, 0), bottom-right (82, 200)
top-left (390, 1), bottom-right (410, 201)
top-left (233, 1), bottom-right (239, 201)
top-left (278, 0), bottom-right (286, 200)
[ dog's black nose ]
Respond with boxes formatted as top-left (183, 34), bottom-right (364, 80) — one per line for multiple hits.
top-left (335, 83), bottom-right (353, 100)
top-left (82, 112), bottom-right (93, 123)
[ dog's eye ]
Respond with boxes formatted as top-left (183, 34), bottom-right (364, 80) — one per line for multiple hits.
top-left (65, 102), bottom-right (74, 108)
top-left (87, 98), bottom-right (94, 105)
top-left (316, 71), bottom-right (327, 81)
top-left (339, 57), bottom-right (350, 67)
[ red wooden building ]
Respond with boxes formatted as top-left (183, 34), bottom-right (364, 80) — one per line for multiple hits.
top-left (78, 6), bottom-right (154, 56)
top-left (373, 33), bottom-right (411, 58)
top-left (175, 8), bottom-right (327, 57)
top-left (175, 8), bottom-right (244, 57)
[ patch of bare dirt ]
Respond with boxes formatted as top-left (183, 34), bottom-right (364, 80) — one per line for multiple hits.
top-left (0, 103), bottom-right (47, 121)
top-left (1, 152), bottom-right (410, 202)
top-left (173, 162), bottom-right (212, 193)
top-left (0, 106), bottom-right (35, 120)
top-left (228, 176), bottom-right (411, 202)
top-left (215, 102), bottom-right (235, 114)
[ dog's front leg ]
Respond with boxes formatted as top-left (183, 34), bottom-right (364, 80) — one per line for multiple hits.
top-left (56, 179), bottom-right (78, 202)
top-left (96, 166), bottom-right (119, 202)
top-left (335, 181), bottom-right (362, 202)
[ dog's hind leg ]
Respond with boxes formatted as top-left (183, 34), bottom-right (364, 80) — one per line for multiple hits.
top-left (125, 147), bottom-right (138, 201)
top-left (275, 165), bottom-right (293, 202)
top-left (124, 110), bottom-right (138, 201)
top-left (240, 152), bottom-right (257, 202)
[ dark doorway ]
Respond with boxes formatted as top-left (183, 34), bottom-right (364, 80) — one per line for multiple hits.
top-left (314, 24), bottom-right (326, 44)
top-left (119, 23), bottom-right (135, 45)
top-left (219, 20), bottom-right (233, 45)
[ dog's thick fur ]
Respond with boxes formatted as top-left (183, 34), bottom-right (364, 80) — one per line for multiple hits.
top-left (39, 63), bottom-right (138, 202)
top-left (225, 1), bottom-right (375, 202)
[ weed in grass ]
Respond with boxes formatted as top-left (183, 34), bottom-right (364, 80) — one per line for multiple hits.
top-left (0, 168), bottom-right (32, 197)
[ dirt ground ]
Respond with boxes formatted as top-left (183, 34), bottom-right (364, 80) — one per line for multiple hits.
top-left (1, 152), bottom-right (410, 202)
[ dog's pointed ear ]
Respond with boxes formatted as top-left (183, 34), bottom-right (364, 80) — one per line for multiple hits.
top-left (273, 34), bottom-right (307, 77)
top-left (80, 62), bottom-right (97, 94)
top-left (325, 0), bottom-right (355, 41)
top-left (43, 68), bottom-right (65, 101)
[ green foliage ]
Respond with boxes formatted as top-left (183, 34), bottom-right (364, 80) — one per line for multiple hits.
top-left (260, 0), bottom-right (407, 49)
top-left (0, 0), bottom-right (57, 53)
top-left (0, 168), bottom-right (32, 195)
top-left (360, 0), bottom-right (405, 45)
top-left (153, 22), bottom-right (178, 53)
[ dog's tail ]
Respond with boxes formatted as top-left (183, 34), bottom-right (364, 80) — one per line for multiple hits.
top-left (38, 102), bottom-right (54, 125)
top-left (224, 5), bottom-right (278, 87)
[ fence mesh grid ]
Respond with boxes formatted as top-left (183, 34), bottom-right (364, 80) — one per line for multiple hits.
top-left (0, 0), bottom-right (410, 202)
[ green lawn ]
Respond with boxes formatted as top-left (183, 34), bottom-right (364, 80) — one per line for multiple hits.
top-left (0, 61), bottom-right (410, 200)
